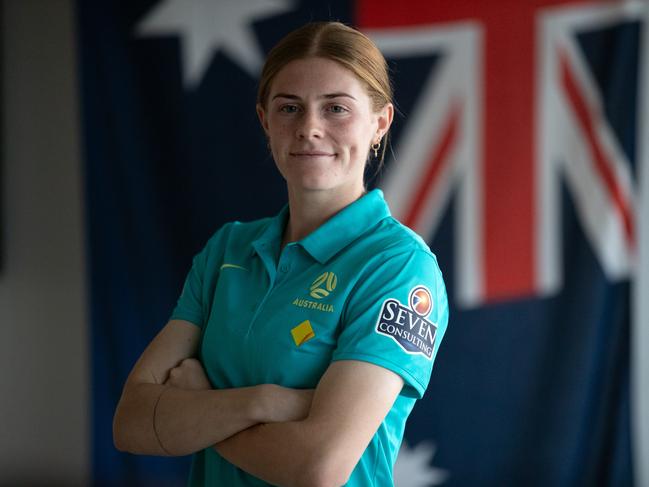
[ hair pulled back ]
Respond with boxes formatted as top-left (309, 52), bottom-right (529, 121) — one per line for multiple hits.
top-left (257, 22), bottom-right (393, 165)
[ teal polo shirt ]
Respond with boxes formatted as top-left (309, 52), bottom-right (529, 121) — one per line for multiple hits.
top-left (170, 189), bottom-right (449, 487)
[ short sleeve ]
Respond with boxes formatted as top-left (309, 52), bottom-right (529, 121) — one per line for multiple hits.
top-left (169, 249), bottom-right (208, 327)
top-left (333, 249), bottom-right (449, 398)
top-left (169, 225), bottom-right (230, 328)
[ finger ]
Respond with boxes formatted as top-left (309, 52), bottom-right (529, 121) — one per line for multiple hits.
top-left (179, 358), bottom-right (201, 368)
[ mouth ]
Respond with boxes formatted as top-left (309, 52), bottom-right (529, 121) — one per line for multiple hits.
top-left (289, 151), bottom-right (336, 158)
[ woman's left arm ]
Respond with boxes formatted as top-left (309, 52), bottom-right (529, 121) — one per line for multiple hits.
top-left (213, 359), bottom-right (403, 487)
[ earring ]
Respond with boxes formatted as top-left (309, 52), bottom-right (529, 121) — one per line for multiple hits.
top-left (371, 141), bottom-right (381, 158)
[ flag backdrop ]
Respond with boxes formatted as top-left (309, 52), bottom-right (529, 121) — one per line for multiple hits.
top-left (77, 0), bottom-right (649, 485)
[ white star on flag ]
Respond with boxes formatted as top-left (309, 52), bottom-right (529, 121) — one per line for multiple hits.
top-left (394, 441), bottom-right (449, 487)
top-left (136, 0), bottom-right (294, 88)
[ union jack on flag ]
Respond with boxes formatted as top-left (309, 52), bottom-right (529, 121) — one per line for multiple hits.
top-left (366, 1), bottom-right (642, 305)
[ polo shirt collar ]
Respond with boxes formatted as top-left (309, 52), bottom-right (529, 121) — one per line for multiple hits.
top-left (300, 189), bottom-right (390, 264)
top-left (252, 189), bottom-right (391, 265)
top-left (251, 204), bottom-right (288, 266)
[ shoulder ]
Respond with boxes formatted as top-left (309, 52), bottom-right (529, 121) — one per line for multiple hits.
top-left (340, 216), bottom-right (446, 311)
top-left (377, 216), bottom-right (433, 253)
top-left (352, 215), bottom-right (440, 270)
top-left (344, 216), bottom-right (447, 313)
top-left (200, 215), bottom-right (275, 253)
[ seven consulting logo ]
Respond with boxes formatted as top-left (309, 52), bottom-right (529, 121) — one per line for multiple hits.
top-left (375, 286), bottom-right (437, 360)
top-left (409, 286), bottom-right (433, 317)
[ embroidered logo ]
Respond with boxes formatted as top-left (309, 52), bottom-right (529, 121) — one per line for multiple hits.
top-left (219, 263), bottom-right (248, 271)
top-left (291, 320), bottom-right (315, 346)
top-left (292, 299), bottom-right (334, 313)
top-left (309, 272), bottom-right (337, 299)
top-left (374, 286), bottom-right (437, 360)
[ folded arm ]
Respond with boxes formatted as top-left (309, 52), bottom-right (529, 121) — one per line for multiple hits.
top-left (214, 359), bottom-right (404, 487)
top-left (113, 319), bottom-right (312, 456)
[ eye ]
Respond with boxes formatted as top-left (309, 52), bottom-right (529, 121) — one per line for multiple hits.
top-left (327, 104), bottom-right (349, 114)
top-left (279, 104), bottom-right (300, 114)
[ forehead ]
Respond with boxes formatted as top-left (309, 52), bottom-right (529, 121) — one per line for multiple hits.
top-left (269, 57), bottom-right (369, 99)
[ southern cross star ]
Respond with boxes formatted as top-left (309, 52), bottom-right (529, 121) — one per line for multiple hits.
top-left (136, 0), bottom-right (294, 89)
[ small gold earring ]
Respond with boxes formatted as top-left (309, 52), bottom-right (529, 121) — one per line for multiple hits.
top-left (371, 142), bottom-right (380, 158)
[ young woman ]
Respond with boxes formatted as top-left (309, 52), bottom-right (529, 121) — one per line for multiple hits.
top-left (113, 21), bottom-right (449, 487)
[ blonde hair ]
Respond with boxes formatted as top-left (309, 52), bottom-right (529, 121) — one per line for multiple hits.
top-left (257, 22), bottom-right (393, 165)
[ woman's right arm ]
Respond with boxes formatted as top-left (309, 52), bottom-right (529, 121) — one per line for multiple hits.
top-left (113, 319), bottom-right (312, 457)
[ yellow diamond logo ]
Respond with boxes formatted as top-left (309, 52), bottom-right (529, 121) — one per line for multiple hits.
top-left (309, 271), bottom-right (337, 299)
top-left (291, 320), bottom-right (315, 347)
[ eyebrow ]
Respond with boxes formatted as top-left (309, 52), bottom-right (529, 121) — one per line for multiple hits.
top-left (271, 92), bottom-right (357, 101)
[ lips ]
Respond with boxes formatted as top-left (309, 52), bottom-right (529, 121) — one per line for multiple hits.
top-left (290, 151), bottom-right (335, 157)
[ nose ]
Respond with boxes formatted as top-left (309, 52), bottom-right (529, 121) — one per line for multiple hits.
top-left (296, 109), bottom-right (323, 140)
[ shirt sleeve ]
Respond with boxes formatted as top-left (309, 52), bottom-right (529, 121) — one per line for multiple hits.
top-left (169, 225), bottom-right (230, 328)
top-left (332, 249), bottom-right (449, 399)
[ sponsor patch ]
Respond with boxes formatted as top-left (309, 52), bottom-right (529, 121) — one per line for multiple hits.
top-left (374, 286), bottom-right (437, 360)
top-left (291, 320), bottom-right (315, 346)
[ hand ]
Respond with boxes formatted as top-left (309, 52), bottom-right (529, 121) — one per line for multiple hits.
top-left (259, 384), bottom-right (314, 423)
top-left (166, 358), bottom-right (212, 391)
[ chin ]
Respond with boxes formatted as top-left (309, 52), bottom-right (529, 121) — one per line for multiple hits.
top-left (296, 181), bottom-right (338, 192)
top-left (286, 176), bottom-right (338, 192)
top-left (285, 170), bottom-right (336, 191)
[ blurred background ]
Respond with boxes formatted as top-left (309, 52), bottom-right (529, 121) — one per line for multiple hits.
top-left (1, 0), bottom-right (647, 486)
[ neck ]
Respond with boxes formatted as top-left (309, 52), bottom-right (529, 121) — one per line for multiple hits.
top-left (283, 184), bottom-right (366, 247)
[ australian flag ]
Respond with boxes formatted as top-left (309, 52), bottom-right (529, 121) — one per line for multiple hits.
top-left (77, 0), bottom-right (649, 485)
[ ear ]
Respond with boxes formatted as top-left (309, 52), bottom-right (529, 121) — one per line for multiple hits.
top-left (374, 102), bottom-right (394, 141)
top-left (256, 103), bottom-right (270, 135)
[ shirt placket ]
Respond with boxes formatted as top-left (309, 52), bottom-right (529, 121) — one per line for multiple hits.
top-left (245, 240), bottom-right (298, 337)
